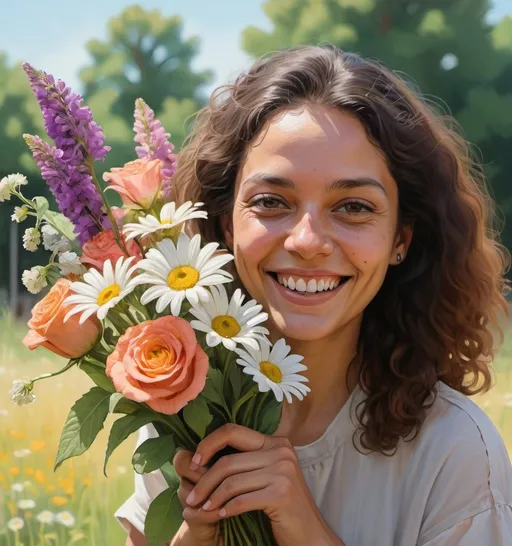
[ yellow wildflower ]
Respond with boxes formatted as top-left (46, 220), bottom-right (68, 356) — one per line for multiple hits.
top-left (82, 477), bottom-right (92, 487)
top-left (25, 467), bottom-right (35, 476)
top-left (30, 440), bottom-right (46, 451)
top-left (9, 430), bottom-right (26, 440)
top-left (7, 500), bottom-right (16, 515)
top-left (0, 450), bottom-right (8, 461)
top-left (34, 470), bottom-right (45, 484)
top-left (51, 496), bottom-right (68, 506)
top-left (9, 467), bottom-right (20, 476)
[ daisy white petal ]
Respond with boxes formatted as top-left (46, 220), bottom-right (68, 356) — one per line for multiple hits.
top-left (235, 340), bottom-right (308, 403)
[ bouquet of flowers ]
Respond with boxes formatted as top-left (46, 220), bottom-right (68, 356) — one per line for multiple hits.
top-left (3, 64), bottom-right (310, 546)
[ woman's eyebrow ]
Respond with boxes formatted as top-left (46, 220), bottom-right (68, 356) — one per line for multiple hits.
top-left (242, 172), bottom-right (387, 196)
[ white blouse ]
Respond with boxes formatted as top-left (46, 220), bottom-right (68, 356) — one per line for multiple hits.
top-left (115, 382), bottom-right (512, 545)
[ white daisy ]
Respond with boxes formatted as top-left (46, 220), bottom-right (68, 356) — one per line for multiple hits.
top-left (235, 339), bottom-right (310, 403)
top-left (64, 256), bottom-right (138, 324)
top-left (136, 233), bottom-right (234, 316)
top-left (18, 499), bottom-right (36, 510)
top-left (189, 285), bottom-right (269, 351)
top-left (36, 510), bottom-right (55, 524)
top-left (123, 201), bottom-right (207, 241)
top-left (13, 449), bottom-right (31, 459)
top-left (56, 511), bottom-right (75, 527)
top-left (11, 483), bottom-right (24, 493)
top-left (7, 517), bottom-right (24, 532)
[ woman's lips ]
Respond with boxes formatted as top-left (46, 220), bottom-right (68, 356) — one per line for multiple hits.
top-left (267, 273), bottom-right (350, 306)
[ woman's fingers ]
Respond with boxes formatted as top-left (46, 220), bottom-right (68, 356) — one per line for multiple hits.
top-left (186, 449), bottom-right (282, 507)
top-left (190, 424), bottom-right (273, 470)
top-left (200, 468), bottom-right (273, 512)
top-left (174, 449), bottom-right (208, 483)
top-left (177, 477), bottom-right (194, 507)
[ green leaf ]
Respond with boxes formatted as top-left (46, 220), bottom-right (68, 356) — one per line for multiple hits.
top-left (183, 396), bottom-right (213, 439)
top-left (79, 361), bottom-right (115, 393)
top-left (44, 210), bottom-right (76, 241)
top-left (132, 435), bottom-right (177, 474)
top-left (144, 484), bottom-right (183, 546)
top-left (160, 461), bottom-right (180, 488)
top-left (229, 366), bottom-right (242, 400)
top-left (109, 393), bottom-right (139, 414)
top-left (203, 367), bottom-right (224, 406)
top-left (257, 397), bottom-right (282, 436)
top-left (32, 196), bottom-right (49, 224)
top-left (54, 387), bottom-right (111, 471)
top-left (104, 411), bottom-right (156, 476)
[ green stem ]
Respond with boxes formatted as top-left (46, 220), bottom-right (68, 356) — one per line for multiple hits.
top-left (31, 358), bottom-right (78, 385)
top-left (232, 516), bottom-right (253, 546)
top-left (253, 392), bottom-right (270, 430)
top-left (231, 386), bottom-right (259, 423)
top-left (86, 159), bottom-right (129, 256)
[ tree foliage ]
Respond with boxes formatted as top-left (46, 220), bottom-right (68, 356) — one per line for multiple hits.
top-left (242, 0), bottom-right (512, 249)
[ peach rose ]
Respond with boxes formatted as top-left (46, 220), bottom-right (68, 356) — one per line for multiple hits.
top-left (106, 316), bottom-right (209, 415)
top-left (23, 279), bottom-right (101, 358)
top-left (103, 158), bottom-right (162, 210)
top-left (80, 229), bottom-right (142, 270)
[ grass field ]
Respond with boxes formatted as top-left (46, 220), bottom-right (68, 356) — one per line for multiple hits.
top-left (0, 312), bottom-right (511, 545)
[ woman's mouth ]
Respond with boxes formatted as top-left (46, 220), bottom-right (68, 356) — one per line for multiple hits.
top-left (266, 272), bottom-right (351, 304)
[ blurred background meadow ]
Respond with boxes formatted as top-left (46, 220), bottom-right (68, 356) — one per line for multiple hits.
top-left (2, 0), bottom-right (512, 544)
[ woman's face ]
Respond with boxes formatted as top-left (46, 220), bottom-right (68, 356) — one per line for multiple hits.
top-left (224, 104), bottom-right (411, 342)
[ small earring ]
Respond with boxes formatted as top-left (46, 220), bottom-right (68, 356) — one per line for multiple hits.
top-left (396, 253), bottom-right (402, 263)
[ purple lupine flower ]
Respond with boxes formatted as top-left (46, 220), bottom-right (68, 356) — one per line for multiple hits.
top-left (22, 63), bottom-right (110, 165)
top-left (24, 135), bottom-right (111, 244)
top-left (133, 98), bottom-right (177, 201)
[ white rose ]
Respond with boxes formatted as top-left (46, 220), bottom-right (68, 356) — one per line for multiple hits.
top-left (58, 251), bottom-right (86, 276)
top-left (41, 224), bottom-right (69, 252)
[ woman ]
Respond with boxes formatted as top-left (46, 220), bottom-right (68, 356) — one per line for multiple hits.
top-left (116, 45), bottom-right (512, 546)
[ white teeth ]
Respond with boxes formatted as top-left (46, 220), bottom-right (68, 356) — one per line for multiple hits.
top-left (276, 275), bottom-right (344, 294)
top-left (295, 278), bottom-right (307, 292)
top-left (306, 279), bottom-right (317, 293)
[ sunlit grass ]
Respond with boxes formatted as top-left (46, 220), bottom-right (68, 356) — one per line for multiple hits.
top-left (0, 311), bottom-right (511, 545)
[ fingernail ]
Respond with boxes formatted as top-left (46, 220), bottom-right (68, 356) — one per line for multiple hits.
top-left (186, 491), bottom-right (196, 506)
top-left (202, 500), bottom-right (212, 510)
top-left (190, 453), bottom-right (201, 470)
top-left (219, 508), bottom-right (227, 518)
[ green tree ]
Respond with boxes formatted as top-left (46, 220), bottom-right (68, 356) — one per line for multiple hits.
top-left (80, 5), bottom-right (212, 123)
top-left (242, 0), bottom-right (512, 249)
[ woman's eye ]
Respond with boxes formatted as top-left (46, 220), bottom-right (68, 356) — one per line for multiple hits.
top-left (337, 201), bottom-right (373, 214)
top-left (252, 196), bottom-right (286, 209)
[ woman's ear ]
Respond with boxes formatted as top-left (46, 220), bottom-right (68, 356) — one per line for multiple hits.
top-left (220, 214), bottom-right (234, 251)
top-left (391, 222), bottom-right (414, 265)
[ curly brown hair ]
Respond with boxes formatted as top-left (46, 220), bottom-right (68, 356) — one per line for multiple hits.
top-left (172, 44), bottom-right (510, 453)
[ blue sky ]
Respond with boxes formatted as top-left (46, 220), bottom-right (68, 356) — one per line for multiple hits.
top-left (1, 0), bottom-right (511, 94)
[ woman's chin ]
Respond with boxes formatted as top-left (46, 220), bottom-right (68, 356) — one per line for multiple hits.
top-left (269, 313), bottom-right (338, 343)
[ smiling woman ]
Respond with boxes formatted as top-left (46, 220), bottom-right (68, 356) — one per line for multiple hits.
top-left (117, 45), bottom-right (512, 546)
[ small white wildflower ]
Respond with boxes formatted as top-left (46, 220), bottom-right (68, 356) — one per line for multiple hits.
top-left (36, 510), bottom-right (55, 524)
top-left (7, 517), bottom-right (24, 532)
top-left (41, 224), bottom-right (68, 252)
top-left (0, 178), bottom-right (11, 202)
top-left (58, 251), bottom-right (86, 276)
top-left (22, 266), bottom-right (47, 295)
top-left (56, 511), bottom-right (75, 527)
top-left (9, 379), bottom-right (36, 406)
top-left (11, 206), bottom-right (29, 223)
top-left (23, 227), bottom-right (41, 252)
top-left (18, 499), bottom-right (36, 510)
top-left (11, 483), bottom-right (24, 493)
top-left (13, 448), bottom-right (31, 459)
top-left (5, 173), bottom-right (28, 188)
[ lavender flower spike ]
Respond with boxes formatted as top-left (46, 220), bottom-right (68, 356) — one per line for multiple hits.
top-left (24, 134), bottom-right (110, 244)
top-left (133, 98), bottom-right (177, 200)
top-left (22, 63), bottom-right (110, 165)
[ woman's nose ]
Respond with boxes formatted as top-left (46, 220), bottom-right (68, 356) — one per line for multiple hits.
top-left (283, 213), bottom-right (333, 259)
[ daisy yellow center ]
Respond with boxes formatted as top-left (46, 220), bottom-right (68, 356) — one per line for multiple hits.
top-left (167, 266), bottom-right (200, 290)
top-left (259, 361), bottom-right (283, 383)
top-left (211, 315), bottom-right (241, 338)
top-left (97, 284), bottom-right (121, 305)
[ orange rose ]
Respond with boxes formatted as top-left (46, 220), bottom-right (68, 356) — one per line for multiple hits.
top-left (80, 229), bottom-right (142, 270)
top-left (106, 316), bottom-right (209, 415)
top-left (103, 158), bottom-right (162, 210)
top-left (23, 279), bottom-right (101, 358)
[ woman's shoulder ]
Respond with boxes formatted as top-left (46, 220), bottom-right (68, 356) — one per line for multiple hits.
top-left (415, 381), bottom-right (512, 504)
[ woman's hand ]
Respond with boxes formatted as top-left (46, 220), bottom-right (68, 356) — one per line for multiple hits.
top-left (172, 450), bottom-right (222, 546)
top-left (182, 424), bottom-right (342, 546)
